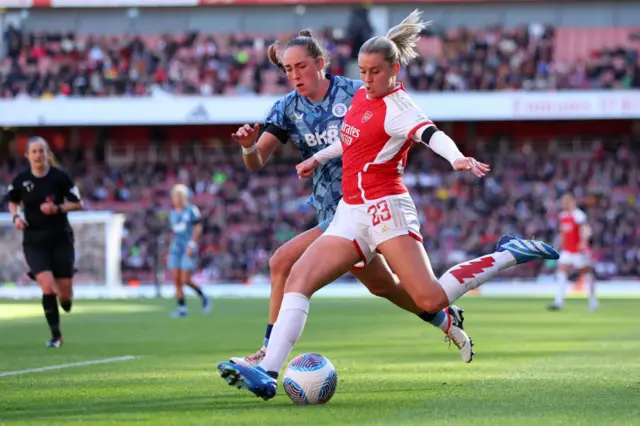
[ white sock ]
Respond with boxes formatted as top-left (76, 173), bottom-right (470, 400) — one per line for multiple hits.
top-left (585, 273), bottom-right (598, 308)
top-left (258, 292), bottom-right (309, 374)
top-left (554, 270), bottom-right (568, 306)
top-left (439, 252), bottom-right (517, 303)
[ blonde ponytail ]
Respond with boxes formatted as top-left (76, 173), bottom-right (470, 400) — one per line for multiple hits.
top-left (47, 147), bottom-right (60, 167)
top-left (360, 9), bottom-right (430, 66)
top-left (25, 136), bottom-right (60, 168)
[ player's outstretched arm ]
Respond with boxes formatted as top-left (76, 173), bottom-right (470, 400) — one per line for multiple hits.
top-left (233, 123), bottom-right (282, 171)
top-left (416, 125), bottom-right (490, 178)
top-left (296, 142), bottom-right (344, 178)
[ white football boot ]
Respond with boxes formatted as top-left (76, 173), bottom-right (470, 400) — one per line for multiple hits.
top-left (229, 347), bottom-right (266, 367)
top-left (444, 305), bottom-right (475, 363)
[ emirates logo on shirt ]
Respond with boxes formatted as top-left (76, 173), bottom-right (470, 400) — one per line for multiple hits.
top-left (362, 111), bottom-right (373, 123)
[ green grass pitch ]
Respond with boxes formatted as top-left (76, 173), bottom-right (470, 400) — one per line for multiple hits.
top-left (0, 297), bottom-right (639, 426)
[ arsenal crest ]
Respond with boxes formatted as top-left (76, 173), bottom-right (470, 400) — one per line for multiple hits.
top-left (362, 111), bottom-right (373, 123)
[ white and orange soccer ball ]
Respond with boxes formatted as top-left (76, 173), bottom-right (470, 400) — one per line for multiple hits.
top-left (282, 353), bottom-right (338, 404)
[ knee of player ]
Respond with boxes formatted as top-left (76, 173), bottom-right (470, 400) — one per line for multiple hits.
top-left (37, 274), bottom-right (56, 293)
top-left (283, 264), bottom-right (311, 296)
top-left (413, 293), bottom-right (446, 314)
top-left (269, 246), bottom-right (296, 277)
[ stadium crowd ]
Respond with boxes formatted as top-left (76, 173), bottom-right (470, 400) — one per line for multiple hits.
top-left (1, 136), bottom-right (638, 284)
top-left (2, 21), bottom-right (640, 98)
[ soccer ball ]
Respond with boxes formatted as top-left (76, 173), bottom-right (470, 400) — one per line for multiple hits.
top-left (283, 353), bottom-right (338, 404)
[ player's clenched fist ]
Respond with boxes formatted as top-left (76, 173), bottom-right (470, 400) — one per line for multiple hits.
top-left (231, 123), bottom-right (260, 148)
top-left (296, 157), bottom-right (320, 178)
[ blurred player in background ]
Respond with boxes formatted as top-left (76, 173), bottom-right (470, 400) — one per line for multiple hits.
top-left (228, 29), bottom-right (473, 367)
top-left (6, 137), bottom-right (83, 348)
top-left (548, 193), bottom-right (598, 311)
top-left (168, 184), bottom-right (210, 318)
top-left (218, 10), bottom-right (560, 400)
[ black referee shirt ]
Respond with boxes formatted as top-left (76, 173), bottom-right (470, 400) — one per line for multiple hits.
top-left (7, 167), bottom-right (81, 243)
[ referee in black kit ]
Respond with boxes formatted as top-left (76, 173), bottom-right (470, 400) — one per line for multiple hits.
top-left (6, 137), bottom-right (84, 348)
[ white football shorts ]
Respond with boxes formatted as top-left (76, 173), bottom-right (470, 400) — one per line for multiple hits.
top-left (324, 192), bottom-right (423, 265)
top-left (558, 250), bottom-right (590, 269)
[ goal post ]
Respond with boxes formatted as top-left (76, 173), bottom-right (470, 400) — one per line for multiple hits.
top-left (0, 211), bottom-right (125, 298)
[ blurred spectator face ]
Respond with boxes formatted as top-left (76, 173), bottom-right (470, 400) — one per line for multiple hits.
top-left (282, 45), bottom-right (325, 99)
top-left (358, 51), bottom-right (400, 99)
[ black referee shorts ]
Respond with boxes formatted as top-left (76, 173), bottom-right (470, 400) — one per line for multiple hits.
top-left (23, 234), bottom-right (75, 279)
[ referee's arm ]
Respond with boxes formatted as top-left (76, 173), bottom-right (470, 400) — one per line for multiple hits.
top-left (59, 173), bottom-right (84, 213)
top-left (7, 179), bottom-right (24, 224)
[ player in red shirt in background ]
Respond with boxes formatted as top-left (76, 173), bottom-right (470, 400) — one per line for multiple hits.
top-left (548, 193), bottom-right (598, 311)
top-left (216, 9), bottom-right (560, 400)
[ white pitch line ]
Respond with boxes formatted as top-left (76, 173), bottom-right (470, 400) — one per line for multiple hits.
top-left (0, 355), bottom-right (140, 377)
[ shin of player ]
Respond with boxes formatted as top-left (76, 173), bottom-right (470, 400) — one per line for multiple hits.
top-left (168, 184), bottom-right (209, 318)
top-left (217, 10), bottom-right (559, 400)
top-left (7, 137), bottom-right (84, 347)
top-left (549, 193), bottom-right (597, 311)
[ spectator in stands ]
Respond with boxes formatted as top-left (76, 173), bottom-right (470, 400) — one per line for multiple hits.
top-left (3, 24), bottom-right (639, 98)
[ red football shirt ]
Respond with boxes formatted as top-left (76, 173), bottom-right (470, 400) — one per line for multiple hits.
top-left (559, 208), bottom-right (588, 253)
top-left (339, 85), bottom-right (433, 205)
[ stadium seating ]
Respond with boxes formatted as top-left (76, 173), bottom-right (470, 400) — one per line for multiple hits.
top-left (2, 23), bottom-right (639, 98)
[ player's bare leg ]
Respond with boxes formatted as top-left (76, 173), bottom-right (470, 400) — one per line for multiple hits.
top-left (352, 255), bottom-right (419, 313)
top-left (171, 269), bottom-right (187, 318)
top-left (549, 262), bottom-right (572, 310)
top-left (219, 235), bottom-right (359, 400)
top-left (578, 267), bottom-right (598, 311)
top-left (268, 228), bottom-right (323, 328)
top-left (231, 227), bottom-right (475, 365)
top-left (378, 234), bottom-right (558, 315)
top-left (37, 271), bottom-right (62, 348)
top-left (353, 255), bottom-right (474, 362)
top-left (183, 271), bottom-right (210, 314)
top-left (229, 227), bottom-right (323, 367)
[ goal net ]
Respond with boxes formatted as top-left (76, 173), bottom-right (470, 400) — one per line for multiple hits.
top-left (0, 211), bottom-right (125, 298)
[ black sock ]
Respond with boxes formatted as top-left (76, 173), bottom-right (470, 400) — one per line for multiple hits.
top-left (42, 294), bottom-right (61, 339)
top-left (177, 298), bottom-right (186, 307)
top-left (417, 311), bottom-right (438, 322)
top-left (60, 299), bottom-right (72, 313)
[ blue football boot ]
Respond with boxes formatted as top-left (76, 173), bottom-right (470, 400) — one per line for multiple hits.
top-left (496, 235), bottom-right (559, 264)
top-left (217, 361), bottom-right (277, 401)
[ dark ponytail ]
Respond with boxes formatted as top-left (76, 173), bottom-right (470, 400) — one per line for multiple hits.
top-left (267, 29), bottom-right (331, 73)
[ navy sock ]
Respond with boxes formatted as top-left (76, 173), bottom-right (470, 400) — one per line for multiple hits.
top-left (177, 298), bottom-right (186, 310)
top-left (190, 283), bottom-right (204, 298)
top-left (263, 324), bottom-right (274, 348)
top-left (418, 310), bottom-right (447, 329)
top-left (418, 311), bottom-right (437, 322)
